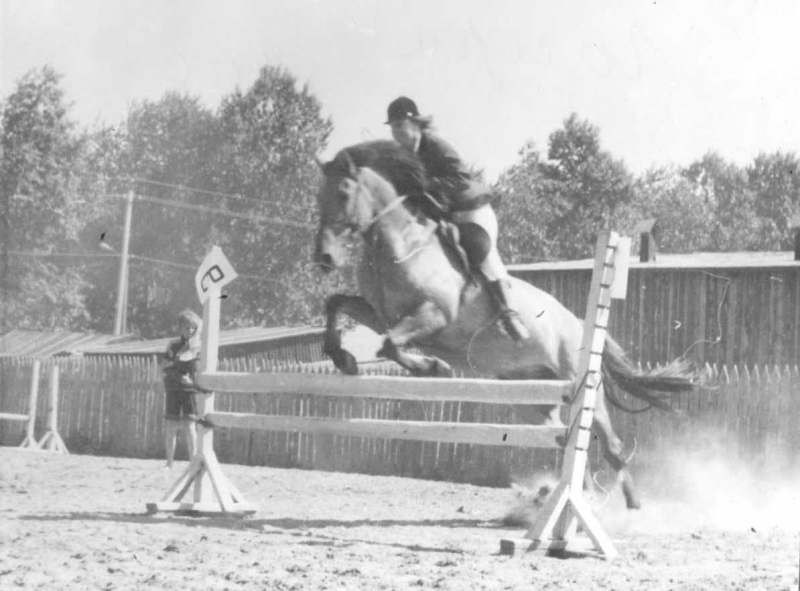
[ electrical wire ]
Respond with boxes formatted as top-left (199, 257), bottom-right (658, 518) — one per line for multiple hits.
top-left (6, 249), bottom-right (289, 285)
top-left (123, 193), bottom-right (315, 229)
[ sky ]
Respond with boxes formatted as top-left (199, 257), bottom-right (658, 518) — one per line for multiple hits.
top-left (2, 0), bottom-right (800, 182)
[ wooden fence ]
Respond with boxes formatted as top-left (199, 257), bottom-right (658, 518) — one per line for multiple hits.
top-left (512, 264), bottom-right (800, 367)
top-left (1, 357), bottom-right (798, 485)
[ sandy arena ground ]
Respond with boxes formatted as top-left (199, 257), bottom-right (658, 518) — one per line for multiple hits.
top-left (0, 447), bottom-right (798, 590)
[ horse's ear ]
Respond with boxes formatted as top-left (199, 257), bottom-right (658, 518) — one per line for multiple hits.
top-left (343, 150), bottom-right (357, 178)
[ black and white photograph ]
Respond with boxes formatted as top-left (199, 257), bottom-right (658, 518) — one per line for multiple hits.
top-left (1, 1), bottom-right (799, 588)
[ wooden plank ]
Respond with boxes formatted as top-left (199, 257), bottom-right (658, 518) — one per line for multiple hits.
top-left (0, 413), bottom-right (29, 422)
top-left (206, 412), bottom-right (566, 448)
top-left (197, 371), bottom-right (571, 405)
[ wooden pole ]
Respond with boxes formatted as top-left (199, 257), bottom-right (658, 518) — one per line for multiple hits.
top-left (19, 359), bottom-right (41, 449)
top-left (113, 190), bottom-right (134, 336)
top-left (37, 364), bottom-right (69, 453)
top-left (517, 231), bottom-right (625, 560)
top-left (147, 285), bottom-right (255, 515)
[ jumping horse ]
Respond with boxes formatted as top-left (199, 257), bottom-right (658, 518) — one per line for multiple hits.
top-left (313, 140), bottom-right (697, 509)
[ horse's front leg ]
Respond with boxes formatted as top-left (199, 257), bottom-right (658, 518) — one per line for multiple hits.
top-left (376, 301), bottom-right (453, 377)
top-left (324, 294), bottom-right (385, 375)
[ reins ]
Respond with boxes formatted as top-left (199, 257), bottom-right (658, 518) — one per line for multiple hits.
top-left (365, 194), bottom-right (408, 230)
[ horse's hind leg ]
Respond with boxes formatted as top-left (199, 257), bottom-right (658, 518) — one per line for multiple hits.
top-left (593, 387), bottom-right (641, 509)
top-left (377, 302), bottom-right (453, 377)
top-left (324, 294), bottom-right (385, 375)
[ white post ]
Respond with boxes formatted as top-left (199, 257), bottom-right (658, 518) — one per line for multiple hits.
top-left (37, 363), bottom-right (69, 453)
top-left (521, 230), bottom-right (624, 560)
top-left (193, 286), bottom-right (221, 503)
top-left (19, 359), bottom-right (41, 449)
top-left (113, 190), bottom-right (134, 336)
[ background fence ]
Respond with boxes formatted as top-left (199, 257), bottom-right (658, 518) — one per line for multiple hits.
top-left (2, 356), bottom-right (797, 486)
top-left (512, 263), bottom-right (800, 367)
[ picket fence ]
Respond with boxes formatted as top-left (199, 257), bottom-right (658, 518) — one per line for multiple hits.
top-left (1, 356), bottom-right (798, 485)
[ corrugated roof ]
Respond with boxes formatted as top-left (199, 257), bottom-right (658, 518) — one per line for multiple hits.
top-left (0, 326), bottom-right (324, 358)
top-left (509, 250), bottom-right (800, 272)
top-left (78, 325), bottom-right (324, 356)
top-left (0, 330), bottom-right (132, 358)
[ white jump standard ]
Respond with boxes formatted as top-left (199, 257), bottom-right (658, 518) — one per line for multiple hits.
top-left (148, 233), bottom-right (630, 560)
top-left (0, 359), bottom-right (41, 449)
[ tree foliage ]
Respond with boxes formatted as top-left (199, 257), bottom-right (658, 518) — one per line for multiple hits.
top-left (212, 66), bottom-right (343, 330)
top-left (5, 66), bottom-right (800, 336)
top-left (496, 114), bottom-right (634, 261)
top-left (0, 66), bottom-right (92, 330)
top-left (746, 151), bottom-right (800, 249)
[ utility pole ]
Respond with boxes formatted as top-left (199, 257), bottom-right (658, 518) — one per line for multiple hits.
top-left (113, 191), bottom-right (134, 336)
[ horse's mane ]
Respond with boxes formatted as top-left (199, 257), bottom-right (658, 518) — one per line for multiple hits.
top-left (324, 140), bottom-right (427, 198)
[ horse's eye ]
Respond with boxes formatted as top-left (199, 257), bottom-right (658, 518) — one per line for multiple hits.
top-left (338, 181), bottom-right (351, 201)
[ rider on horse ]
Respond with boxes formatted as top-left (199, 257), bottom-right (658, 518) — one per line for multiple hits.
top-left (385, 96), bottom-right (530, 342)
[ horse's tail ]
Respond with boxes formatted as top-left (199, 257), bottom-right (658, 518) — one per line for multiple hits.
top-left (601, 336), bottom-right (699, 413)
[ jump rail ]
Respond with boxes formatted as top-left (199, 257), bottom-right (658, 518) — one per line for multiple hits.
top-left (148, 232), bottom-right (630, 560)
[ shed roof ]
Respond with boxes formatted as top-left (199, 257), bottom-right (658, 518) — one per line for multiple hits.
top-left (508, 250), bottom-right (800, 272)
top-left (81, 326), bottom-right (323, 356)
top-left (0, 326), bottom-right (323, 358)
top-left (0, 330), bottom-right (130, 358)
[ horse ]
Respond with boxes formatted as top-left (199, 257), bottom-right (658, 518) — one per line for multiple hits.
top-left (313, 140), bottom-right (697, 509)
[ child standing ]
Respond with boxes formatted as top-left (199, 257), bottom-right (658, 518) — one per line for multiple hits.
top-left (162, 309), bottom-right (202, 467)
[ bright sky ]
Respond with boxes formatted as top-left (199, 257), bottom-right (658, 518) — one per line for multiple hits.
top-left (2, 0), bottom-right (799, 181)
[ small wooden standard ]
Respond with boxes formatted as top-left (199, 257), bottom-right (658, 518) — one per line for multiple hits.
top-left (502, 231), bottom-right (630, 561)
top-left (1, 361), bottom-right (70, 453)
top-left (0, 359), bottom-right (41, 449)
top-left (36, 364), bottom-right (69, 454)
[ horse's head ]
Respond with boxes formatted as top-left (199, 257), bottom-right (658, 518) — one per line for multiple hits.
top-left (314, 150), bottom-right (384, 272)
top-left (314, 141), bottom-right (426, 272)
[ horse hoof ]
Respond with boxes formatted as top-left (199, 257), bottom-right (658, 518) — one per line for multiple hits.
top-left (430, 359), bottom-right (454, 378)
top-left (331, 349), bottom-right (359, 375)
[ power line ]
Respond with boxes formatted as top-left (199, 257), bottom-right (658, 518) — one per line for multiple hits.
top-left (131, 193), bottom-right (315, 229)
top-left (7, 250), bottom-right (118, 259)
top-left (126, 176), bottom-right (317, 216)
top-left (90, 171), bottom-right (315, 216)
top-left (127, 177), bottom-right (247, 200)
top-left (7, 249), bottom-right (286, 284)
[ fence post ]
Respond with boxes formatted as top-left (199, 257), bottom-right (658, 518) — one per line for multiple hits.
top-left (37, 364), bottom-right (69, 453)
top-left (19, 359), bottom-right (41, 449)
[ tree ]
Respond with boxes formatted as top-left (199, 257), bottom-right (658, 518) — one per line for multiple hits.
top-left (746, 151), bottom-right (800, 249)
top-left (624, 166), bottom-right (715, 253)
top-left (495, 114), bottom-right (634, 261)
top-left (494, 142), bottom-right (560, 262)
top-left (82, 93), bottom-right (223, 336)
top-left (683, 152), bottom-right (760, 250)
top-left (213, 66), bottom-right (341, 328)
top-left (0, 66), bottom-right (92, 330)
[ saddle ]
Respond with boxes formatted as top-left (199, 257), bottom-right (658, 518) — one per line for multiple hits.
top-left (413, 192), bottom-right (481, 283)
top-left (435, 220), bottom-right (478, 284)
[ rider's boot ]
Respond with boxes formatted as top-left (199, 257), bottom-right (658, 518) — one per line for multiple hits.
top-left (486, 279), bottom-right (530, 342)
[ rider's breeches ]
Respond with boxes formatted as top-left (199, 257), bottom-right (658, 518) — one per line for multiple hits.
top-left (451, 204), bottom-right (509, 282)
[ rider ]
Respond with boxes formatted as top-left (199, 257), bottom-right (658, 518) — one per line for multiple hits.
top-left (384, 96), bottom-right (530, 342)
